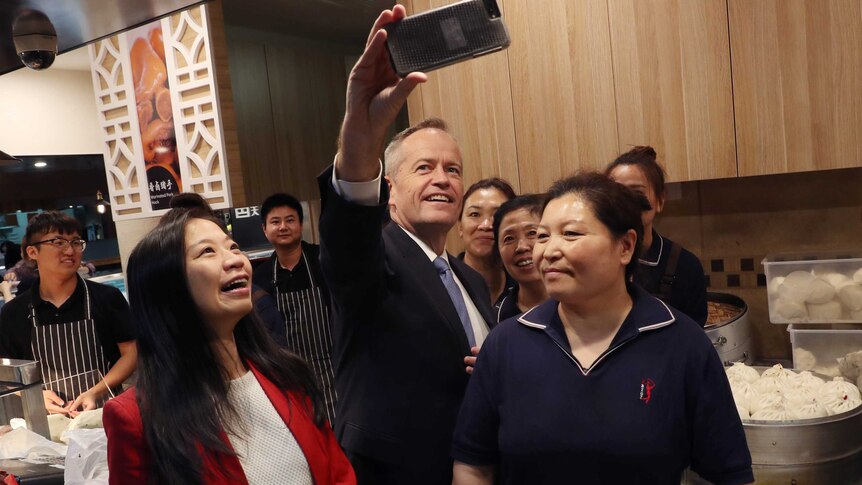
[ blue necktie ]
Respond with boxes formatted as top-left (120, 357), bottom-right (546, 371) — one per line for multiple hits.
top-left (433, 257), bottom-right (476, 347)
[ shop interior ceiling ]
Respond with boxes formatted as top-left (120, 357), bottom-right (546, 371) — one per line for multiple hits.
top-left (222, 0), bottom-right (394, 44)
top-left (0, 0), bottom-right (208, 76)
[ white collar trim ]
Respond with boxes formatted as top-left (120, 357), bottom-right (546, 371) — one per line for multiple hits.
top-left (517, 306), bottom-right (547, 329)
top-left (638, 297), bottom-right (676, 332)
top-left (638, 233), bottom-right (663, 266)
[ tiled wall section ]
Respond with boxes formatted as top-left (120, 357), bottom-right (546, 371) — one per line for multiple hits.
top-left (658, 167), bottom-right (862, 360)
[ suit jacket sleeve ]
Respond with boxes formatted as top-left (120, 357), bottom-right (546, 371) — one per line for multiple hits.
top-left (104, 393), bottom-right (149, 485)
top-left (316, 165), bottom-right (390, 323)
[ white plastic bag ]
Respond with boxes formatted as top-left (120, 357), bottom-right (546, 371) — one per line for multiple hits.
top-left (63, 428), bottom-right (109, 485)
top-left (0, 427), bottom-right (67, 460)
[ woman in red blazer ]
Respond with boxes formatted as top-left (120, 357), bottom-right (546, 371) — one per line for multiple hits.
top-left (104, 204), bottom-right (355, 484)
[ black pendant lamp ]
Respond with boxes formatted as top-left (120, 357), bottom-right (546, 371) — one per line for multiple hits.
top-left (0, 149), bottom-right (22, 167)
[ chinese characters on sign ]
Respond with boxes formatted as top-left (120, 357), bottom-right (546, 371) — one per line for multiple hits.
top-left (233, 206), bottom-right (261, 219)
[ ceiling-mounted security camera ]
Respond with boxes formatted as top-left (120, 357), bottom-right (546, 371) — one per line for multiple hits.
top-left (12, 9), bottom-right (57, 71)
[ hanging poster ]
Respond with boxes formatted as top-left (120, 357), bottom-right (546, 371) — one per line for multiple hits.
top-left (128, 21), bottom-right (181, 210)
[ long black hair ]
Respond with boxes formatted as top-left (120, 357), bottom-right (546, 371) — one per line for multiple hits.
top-left (127, 210), bottom-right (324, 483)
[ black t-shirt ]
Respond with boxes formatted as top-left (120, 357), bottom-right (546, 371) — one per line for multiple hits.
top-left (0, 277), bottom-right (134, 364)
top-left (251, 242), bottom-right (328, 299)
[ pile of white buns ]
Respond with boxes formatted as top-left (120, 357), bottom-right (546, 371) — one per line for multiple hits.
top-left (726, 363), bottom-right (862, 421)
top-left (770, 267), bottom-right (862, 322)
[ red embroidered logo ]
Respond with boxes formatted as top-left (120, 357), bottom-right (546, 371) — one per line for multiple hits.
top-left (640, 378), bottom-right (656, 404)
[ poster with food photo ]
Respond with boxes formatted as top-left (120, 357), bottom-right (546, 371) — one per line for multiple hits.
top-left (128, 21), bottom-right (181, 210)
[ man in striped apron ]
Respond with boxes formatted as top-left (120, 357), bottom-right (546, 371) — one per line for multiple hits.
top-left (0, 211), bottom-right (136, 416)
top-left (251, 193), bottom-right (338, 423)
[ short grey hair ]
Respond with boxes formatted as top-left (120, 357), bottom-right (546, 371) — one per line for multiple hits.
top-left (383, 118), bottom-right (457, 178)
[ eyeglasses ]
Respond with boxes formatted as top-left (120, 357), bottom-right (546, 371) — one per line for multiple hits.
top-left (31, 237), bottom-right (87, 251)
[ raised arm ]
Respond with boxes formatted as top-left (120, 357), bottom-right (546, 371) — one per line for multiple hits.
top-left (336, 4), bottom-right (426, 183)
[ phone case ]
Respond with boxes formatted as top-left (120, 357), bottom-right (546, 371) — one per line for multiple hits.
top-left (384, 0), bottom-right (511, 77)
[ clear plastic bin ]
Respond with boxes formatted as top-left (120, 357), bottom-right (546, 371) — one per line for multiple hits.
top-left (788, 324), bottom-right (862, 378)
top-left (763, 252), bottom-right (862, 324)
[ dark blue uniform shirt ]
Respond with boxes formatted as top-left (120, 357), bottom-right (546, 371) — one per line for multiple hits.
top-left (452, 284), bottom-right (753, 485)
top-left (636, 230), bottom-right (708, 326)
top-left (493, 282), bottom-right (522, 324)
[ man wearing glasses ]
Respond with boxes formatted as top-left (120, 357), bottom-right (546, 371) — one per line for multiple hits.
top-left (0, 211), bottom-right (136, 416)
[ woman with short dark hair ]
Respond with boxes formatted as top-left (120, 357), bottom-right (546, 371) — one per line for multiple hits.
top-left (452, 172), bottom-right (752, 485)
top-left (103, 209), bottom-right (354, 484)
top-left (491, 194), bottom-right (547, 322)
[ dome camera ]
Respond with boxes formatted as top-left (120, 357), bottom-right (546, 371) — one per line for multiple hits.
top-left (12, 9), bottom-right (57, 71)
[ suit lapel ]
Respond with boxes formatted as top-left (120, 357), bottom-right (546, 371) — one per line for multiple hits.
top-left (384, 223), bottom-right (471, 351)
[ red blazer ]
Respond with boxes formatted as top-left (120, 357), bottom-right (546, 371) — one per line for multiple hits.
top-left (103, 364), bottom-right (356, 485)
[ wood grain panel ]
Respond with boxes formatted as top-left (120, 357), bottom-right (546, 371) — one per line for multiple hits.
top-left (265, 44), bottom-right (347, 202)
top-left (504, 0), bottom-right (619, 193)
top-left (226, 38), bottom-right (280, 205)
top-left (405, 0), bottom-right (520, 194)
top-left (609, 0), bottom-right (736, 181)
top-left (206, 0), bottom-right (246, 206)
top-left (729, 0), bottom-right (862, 176)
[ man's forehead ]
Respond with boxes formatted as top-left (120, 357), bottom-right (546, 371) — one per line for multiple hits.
top-left (267, 206), bottom-right (299, 218)
top-left (401, 129), bottom-right (461, 157)
top-left (33, 229), bottom-right (81, 239)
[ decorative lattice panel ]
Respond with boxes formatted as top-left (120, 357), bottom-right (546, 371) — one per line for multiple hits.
top-left (89, 36), bottom-right (147, 218)
top-left (162, 6), bottom-right (230, 210)
top-left (88, 5), bottom-right (231, 220)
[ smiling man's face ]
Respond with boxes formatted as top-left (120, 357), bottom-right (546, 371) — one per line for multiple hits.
top-left (387, 128), bottom-right (464, 238)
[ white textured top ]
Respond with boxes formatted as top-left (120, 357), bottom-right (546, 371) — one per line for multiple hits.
top-left (224, 371), bottom-right (313, 485)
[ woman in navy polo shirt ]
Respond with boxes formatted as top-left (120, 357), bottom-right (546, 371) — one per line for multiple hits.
top-left (491, 194), bottom-right (548, 323)
top-left (452, 172), bottom-right (752, 485)
top-left (606, 146), bottom-right (708, 326)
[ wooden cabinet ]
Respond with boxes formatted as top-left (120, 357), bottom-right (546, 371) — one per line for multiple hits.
top-left (406, 0), bottom-right (736, 190)
top-left (404, 0), bottom-right (862, 192)
top-left (609, 0), bottom-right (737, 181)
top-left (729, 0), bottom-right (862, 176)
top-left (503, 0), bottom-right (619, 193)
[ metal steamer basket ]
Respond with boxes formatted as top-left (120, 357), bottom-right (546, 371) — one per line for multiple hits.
top-left (686, 367), bottom-right (862, 485)
top-left (745, 367), bottom-right (862, 484)
top-left (705, 292), bottom-right (752, 365)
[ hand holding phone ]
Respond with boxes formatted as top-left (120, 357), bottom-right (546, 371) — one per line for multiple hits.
top-left (384, 0), bottom-right (511, 77)
top-left (337, 5), bottom-right (428, 182)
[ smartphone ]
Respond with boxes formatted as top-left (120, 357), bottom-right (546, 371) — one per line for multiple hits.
top-left (384, 0), bottom-right (511, 77)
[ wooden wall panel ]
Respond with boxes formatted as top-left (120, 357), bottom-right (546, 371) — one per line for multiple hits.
top-left (729, 0), bottom-right (862, 176)
top-left (226, 38), bottom-right (280, 205)
top-left (207, 0), bottom-right (246, 206)
top-left (265, 44), bottom-right (347, 202)
top-left (609, 0), bottom-right (736, 181)
top-left (503, 0), bottom-right (620, 193)
top-left (405, 0), bottom-right (520, 193)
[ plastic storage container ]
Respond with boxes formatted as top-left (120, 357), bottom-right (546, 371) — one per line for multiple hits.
top-left (763, 252), bottom-right (862, 324)
top-left (788, 324), bottom-right (862, 377)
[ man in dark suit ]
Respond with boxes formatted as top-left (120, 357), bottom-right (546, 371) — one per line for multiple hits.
top-left (316, 6), bottom-right (496, 484)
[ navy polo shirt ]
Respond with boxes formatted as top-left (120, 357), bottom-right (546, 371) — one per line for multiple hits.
top-left (636, 230), bottom-right (708, 326)
top-left (494, 283), bottom-right (522, 324)
top-left (452, 284), bottom-right (753, 485)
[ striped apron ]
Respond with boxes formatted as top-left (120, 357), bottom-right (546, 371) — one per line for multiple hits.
top-left (273, 253), bottom-right (338, 423)
top-left (29, 276), bottom-right (111, 405)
